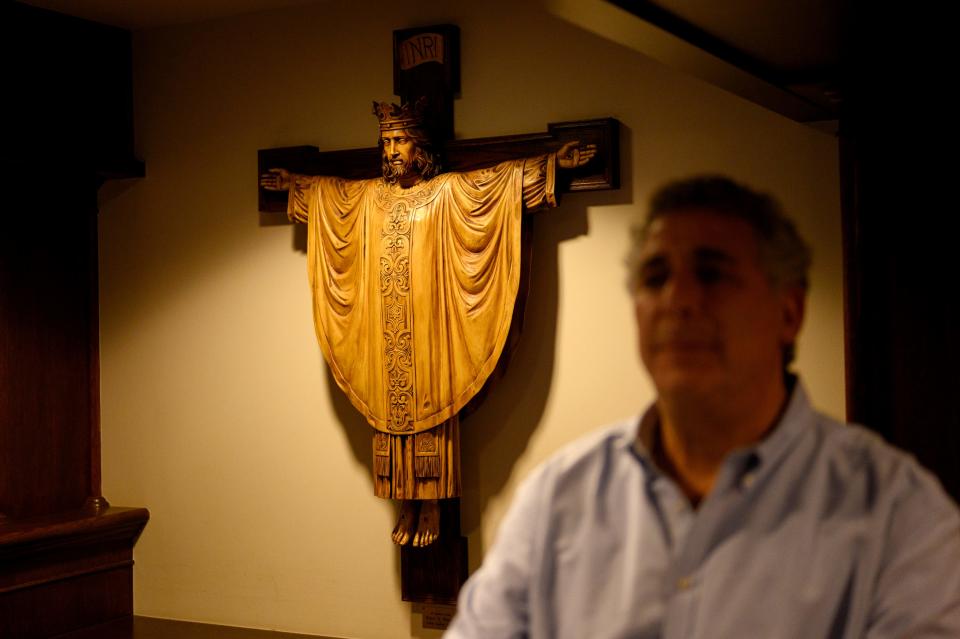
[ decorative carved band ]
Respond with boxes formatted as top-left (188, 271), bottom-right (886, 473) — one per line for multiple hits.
top-left (414, 430), bottom-right (441, 477)
top-left (380, 198), bottom-right (416, 432)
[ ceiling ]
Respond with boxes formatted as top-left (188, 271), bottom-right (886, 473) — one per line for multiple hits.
top-left (16, 0), bottom-right (318, 30)
top-left (636, 0), bottom-right (840, 79)
top-left (548, 0), bottom-right (841, 125)
top-left (17, 0), bottom-right (841, 125)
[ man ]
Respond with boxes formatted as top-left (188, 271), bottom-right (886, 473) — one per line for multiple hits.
top-left (445, 176), bottom-right (960, 638)
top-left (260, 100), bottom-right (595, 547)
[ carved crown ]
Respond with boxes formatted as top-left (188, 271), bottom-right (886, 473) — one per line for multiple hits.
top-left (372, 97), bottom-right (428, 132)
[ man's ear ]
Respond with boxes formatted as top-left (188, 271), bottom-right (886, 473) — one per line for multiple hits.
top-left (780, 285), bottom-right (806, 345)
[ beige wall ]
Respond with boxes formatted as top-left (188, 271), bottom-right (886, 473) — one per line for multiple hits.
top-left (98, 0), bottom-right (844, 636)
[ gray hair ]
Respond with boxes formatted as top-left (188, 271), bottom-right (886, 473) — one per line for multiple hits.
top-left (626, 175), bottom-right (812, 369)
top-left (626, 175), bottom-right (812, 292)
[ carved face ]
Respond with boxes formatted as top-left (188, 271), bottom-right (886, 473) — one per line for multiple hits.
top-left (381, 129), bottom-right (419, 178)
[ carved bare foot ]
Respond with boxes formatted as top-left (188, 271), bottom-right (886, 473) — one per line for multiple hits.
top-left (412, 499), bottom-right (440, 547)
top-left (392, 499), bottom-right (420, 545)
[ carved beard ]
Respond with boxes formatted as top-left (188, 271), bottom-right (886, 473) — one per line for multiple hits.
top-left (382, 147), bottom-right (433, 184)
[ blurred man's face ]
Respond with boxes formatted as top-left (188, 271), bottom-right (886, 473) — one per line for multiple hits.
top-left (381, 129), bottom-right (418, 178)
top-left (632, 209), bottom-right (804, 399)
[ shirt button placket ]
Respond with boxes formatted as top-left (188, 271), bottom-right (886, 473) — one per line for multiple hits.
top-left (663, 572), bottom-right (699, 638)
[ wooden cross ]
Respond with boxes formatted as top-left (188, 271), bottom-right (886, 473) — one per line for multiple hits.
top-left (258, 119), bottom-right (619, 214)
top-left (256, 24), bottom-right (620, 609)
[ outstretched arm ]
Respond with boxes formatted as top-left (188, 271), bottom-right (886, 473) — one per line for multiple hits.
top-left (260, 167), bottom-right (291, 191)
top-left (521, 140), bottom-right (599, 211)
top-left (261, 168), bottom-right (319, 223)
top-left (556, 140), bottom-right (597, 170)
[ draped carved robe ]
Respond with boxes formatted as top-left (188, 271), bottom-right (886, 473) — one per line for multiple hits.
top-left (289, 155), bottom-right (557, 499)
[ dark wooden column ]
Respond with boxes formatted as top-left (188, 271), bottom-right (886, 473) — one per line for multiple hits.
top-left (2, 4), bottom-right (148, 638)
top-left (839, 4), bottom-right (959, 501)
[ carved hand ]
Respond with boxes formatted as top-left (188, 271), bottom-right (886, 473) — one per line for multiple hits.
top-left (556, 141), bottom-right (598, 170)
top-left (260, 168), bottom-right (291, 191)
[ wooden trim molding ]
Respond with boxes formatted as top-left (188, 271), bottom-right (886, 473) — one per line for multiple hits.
top-left (54, 616), bottom-right (336, 639)
top-left (0, 507), bottom-right (149, 638)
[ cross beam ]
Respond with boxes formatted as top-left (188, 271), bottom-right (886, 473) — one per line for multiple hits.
top-left (257, 118), bottom-right (619, 214)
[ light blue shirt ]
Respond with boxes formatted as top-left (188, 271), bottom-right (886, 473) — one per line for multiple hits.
top-left (446, 382), bottom-right (960, 638)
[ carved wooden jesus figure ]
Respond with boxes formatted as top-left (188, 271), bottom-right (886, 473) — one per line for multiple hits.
top-left (260, 100), bottom-right (595, 546)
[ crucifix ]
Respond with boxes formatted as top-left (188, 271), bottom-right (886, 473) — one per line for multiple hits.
top-left (258, 24), bottom-right (619, 605)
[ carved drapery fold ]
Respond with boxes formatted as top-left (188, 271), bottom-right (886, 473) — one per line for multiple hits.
top-left (291, 155), bottom-right (555, 436)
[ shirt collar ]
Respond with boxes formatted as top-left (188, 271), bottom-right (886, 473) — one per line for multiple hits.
top-left (746, 375), bottom-right (814, 470)
top-left (626, 404), bottom-right (661, 475)
top-left (625, 375), bottom-right (815, 477)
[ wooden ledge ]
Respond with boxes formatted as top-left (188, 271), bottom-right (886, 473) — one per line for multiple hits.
top-left (0, 506), bottom-right (149, 549)
top-left (0, 506), bottom-right (149, 595)
top-left (0, 507), bottom-right (149, 638)
top-left (0, 507), bottom-right (150, 568)
top-left (54, 616), bottom-right (334, 639)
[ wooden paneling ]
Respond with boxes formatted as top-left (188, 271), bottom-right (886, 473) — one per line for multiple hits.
top-left (1, 178), bottom-right (99, 519)
top-left (2, 4), bottom-right (147, 636)
top-left (0, 508), bottom-right (149, 639)
top-left (839, 6), bottom-right (959, 501)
